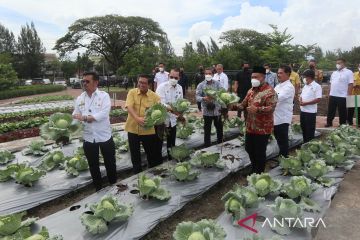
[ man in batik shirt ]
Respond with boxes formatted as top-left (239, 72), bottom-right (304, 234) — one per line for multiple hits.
top-left (237, 66), bottom-right (277, 174)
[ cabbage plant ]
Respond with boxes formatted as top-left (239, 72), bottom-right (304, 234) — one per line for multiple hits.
top-left (113, 133), bottom-right (129, 152)
top-left (173, 219), bottom-right (226, 240)
top-left (172, 162), bottom-right (200, 181)
top-left (169, 144), bottom-right (193, 162)
top-left (0, 212), bottom-right (37, 239)
top-left (247, 173), bottom-right (282, 197)
top-left (22, 140), bottom-right (49, 156)
top-left (0, 149), bottom-right (15, 165)
top-left (190, 151), bottom-right (225, 169)
top-left (170, 99), bottom-right (191, 114)
top-left (279, 156), bottom-right (302, 176)
top-left (40, 112), bottom-right (82, 145)
top-left (143, 103), bottom-right (167, 129)
top-left (138, 174), bottom-right (171, 201)
top-left (37, 150), bottom-right (66, 171)
top-left (281, 176), bottom-right (318, 199)
top-left (0, 163), bottom-right (20, 182)
top-left (13, 164), bottom-right (46, 187)
top-left (63, 156), bottom-right (89, 176)
top-left (268, 197), bottom-right (303, 235)
top-left (176, 122), bottom-right (194, 139)
top-left (80, 195), bottom-right (133, 235)
top-left (302, 159), bottom-right (334, 187)
top-left (216, 89), bottom-right (240, 107)
top-left (222, 185), bottom-right (263, 224)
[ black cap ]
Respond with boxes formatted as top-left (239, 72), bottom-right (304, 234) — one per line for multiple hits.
top-left (302, 69), bottom-right (315, 79)
top-left (252, 66), bottom-right (266, 74)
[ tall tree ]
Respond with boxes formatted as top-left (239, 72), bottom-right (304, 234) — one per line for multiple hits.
top-left (0, 23), bottom-right (16, 54)
top-left (208, 37), bottom-right (219, 55)
top-left (196, 40), bottom-right (208, 55)
top-left (16, 22), bottom-right (45, 78)
top-left (54, 15), bottom-right (167, 72)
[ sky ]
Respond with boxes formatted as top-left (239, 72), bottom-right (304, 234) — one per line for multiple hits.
top-left (0, 0), bottom-right (359, 57)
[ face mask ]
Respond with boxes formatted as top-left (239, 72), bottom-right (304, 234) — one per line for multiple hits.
top-left (159, 67), bottom-right (164, 72)
top-left (303, 78), bottom-right (307, 85)
top-left (243, 67), bottom-right (249, 71)
top-left (205, 75), bottom-right (212, 81)
top-left (169, 78), bottom-right (177, 86)
top-left (336, 64), bottom-right (342, 70)
top-left (358, 68), bottom-right (360, 72)
top-left (265, 69), bottom-right (270, 73)
top-left (309, 65), bottom-right (315, 69)
top-left (251, 79), bottom-right (260, 87)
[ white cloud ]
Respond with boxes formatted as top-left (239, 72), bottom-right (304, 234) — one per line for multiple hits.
top-left (1, 0), bottom-right (360, 56)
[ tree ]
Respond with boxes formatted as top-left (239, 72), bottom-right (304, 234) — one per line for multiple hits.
top-left (0, 23), bottom-right (16, 54)
top-left (0, 64), bottom-right (18, 89)
top-left (208, 37), bottom-right (219, 56)
top-left (61, 60), bottom-right (77, 79)
top-left (15, 22), bottom-right (45, 78)
top-left (196, 40), bottom-right (208, 56)
top-left (54, 15), bottom-right (167, 72)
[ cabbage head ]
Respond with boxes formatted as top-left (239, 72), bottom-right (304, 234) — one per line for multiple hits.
top-left (173, 219), bottom-right (226, 240)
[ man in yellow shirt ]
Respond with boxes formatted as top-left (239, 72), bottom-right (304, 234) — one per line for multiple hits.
top-left (289, 66), bottom-right (300, 100)
top-left (125, 74), bottom-right (163, 173)
top-left (347, 64), bottom-right (360, 125)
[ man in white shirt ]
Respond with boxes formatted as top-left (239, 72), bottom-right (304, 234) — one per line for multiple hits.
top-left (300, 69), bottom-right (322, 142)
top-left (326, 58), bottom-right (354, 127)
top-left (156, 68), bottom-right (183, 159)
top-left (72, 71), bottom-right (116, 191)
top-left (274, 65), bottom-right (295, 158)
top-left (154, 62), bottom-right (169, 90)
top-left (213, 64), bottom-right (229, 90)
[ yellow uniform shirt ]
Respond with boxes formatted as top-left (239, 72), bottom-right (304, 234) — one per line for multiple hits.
top-left (353, 71), bottom-right (360, 95)
top-left (125, 88), bottom-right (160, 135)
top-left (290, 71), bottom-right (300, 87)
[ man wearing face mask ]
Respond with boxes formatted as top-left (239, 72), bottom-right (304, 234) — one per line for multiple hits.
top-left (274, 65), bottom-right (295, 158)
top-left (308, 60), bottom-right (323, 84)
top-left (300, 69), bottom-right (322, 142)
top-left (154, 63), bottom-right (169, 91)
top-left (237, 66), bottom-right (277, 174)
top-left (196, 67), bottom-right (224, 147)
top-left (178, 67), bottom-right (188, 97)
top-left (156, 68), bottom-right (183, 159)
top-left (234, 63), bottom-right (252, 117)
top-left (214, 64), bottom-right (229, 90)
top-left (264, 63), bottom-right (278, 88)
top-left (326, 58), bottom-right (354, 127)
top-left (347, 63), bottom-right (360, 126)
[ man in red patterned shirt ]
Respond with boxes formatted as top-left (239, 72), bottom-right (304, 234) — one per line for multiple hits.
top-left (237, 66), bottom-right (277, 174)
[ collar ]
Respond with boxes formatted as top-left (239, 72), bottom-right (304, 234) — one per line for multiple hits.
top-left (136, 88), bottom-right (150, 96)
top-left (337, 67), bottom-right (347, 72)
top-left (86, 88), bottom-right (98, 98)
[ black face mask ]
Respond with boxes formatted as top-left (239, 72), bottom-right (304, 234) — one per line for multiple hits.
top-left (309, 65), bottom-right (315, 70)
top-left (243, 67), bottom-right (249, 71)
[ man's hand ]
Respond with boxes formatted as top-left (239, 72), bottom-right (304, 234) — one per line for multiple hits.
top-left (203, 96), bottom-right (212, 102)
top-left (72, 114), bottom-right (82, 121)
top-left (236, 103), bottom-right (244, 111)
top-left (136, 116), bottom-right (145, 126)
top-left (86, 115), bottom-right (96, 123)
top-left (177, 115), bottom-right (186, 123)
top-left (166, 105), bottom-right (173, 112)
top-left (247, 105), bottom-right (258, 114)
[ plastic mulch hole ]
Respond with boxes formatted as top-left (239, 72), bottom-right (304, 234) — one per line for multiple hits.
top-left (116, 184), bottom-right (128, 192)
top-left (160, 174), bottom-right (169, 178)
top-left (130, 189), bottom-right (140, 194)
top-left (83, 211), bottom-right (94, 215)
top-left (69, 205), bottom-right (81, 211)
top-left (256, 215), bottom-right (266, 222)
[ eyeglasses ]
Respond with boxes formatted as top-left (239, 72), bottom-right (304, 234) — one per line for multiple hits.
top-left (81, 80), bottom-right (90, 84)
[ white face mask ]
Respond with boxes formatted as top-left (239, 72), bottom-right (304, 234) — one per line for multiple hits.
top-left (336, 64), bottom-right (342, 70)
top-left (205, 75), bottom-right (212, 81)
top-left (358, 68), bottom-right (360, 72)
top-left (169, 78), bottom-right (177, 86)
top-left (303, 78), bottom-right (307, 85)
top-left (251, 79), bottom-right (260, 87)
top-left (159, 67), bottom-right (164, 72)
top-left (265, 69), bottom-right (270, 73)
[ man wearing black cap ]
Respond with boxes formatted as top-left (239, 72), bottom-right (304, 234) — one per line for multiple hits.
top-left (300, 69), bottom-right (322, 142)
top-left (237, 66), bottom-right (277, 174)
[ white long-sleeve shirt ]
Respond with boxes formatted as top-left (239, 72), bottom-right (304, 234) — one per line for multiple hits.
top-left (213, 72), bottom-right (229, 90)
top-left (274, 80), bottom-right (295, 125)
top-left (73, 88), bottom-right (112, 143)
top-left (156, 82), bottom-right (183, 127)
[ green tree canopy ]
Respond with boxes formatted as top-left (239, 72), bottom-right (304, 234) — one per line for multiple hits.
top-left (54, 15), bottom-right (168, 72)
top-left (0, 64), bottom-right (18, 89)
